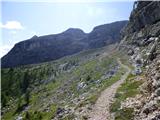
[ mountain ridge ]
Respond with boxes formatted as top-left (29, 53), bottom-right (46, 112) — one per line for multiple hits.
top-left (1, 20), bottom-right (128, 68)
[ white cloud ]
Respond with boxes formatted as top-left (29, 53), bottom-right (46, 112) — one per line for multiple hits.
top-left (0, 21), bottom-right (24, 30)
top-left (0, 45), bottom-right (14, 58)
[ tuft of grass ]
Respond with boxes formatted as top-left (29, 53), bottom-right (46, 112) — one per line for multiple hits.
top-left (62, 114), bottom-right (76, 120)
top-left (2, 109), bottom-right (16, 120)
top-left (42, 103), bottom-right (57, 120)
top-left (115, 108), bottom-right (134, 120)
top-left (87, 94), bottom-right (99, 105)
top-left (110, 99), bottom-right (121, 112)
top-left (22, 103), bottom-right (57, 120)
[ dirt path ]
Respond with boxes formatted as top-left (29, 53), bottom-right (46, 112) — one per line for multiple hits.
top-left (88, 58), bottom-right (131, 120)
top-left (98, 45), bottom-right (117, 62)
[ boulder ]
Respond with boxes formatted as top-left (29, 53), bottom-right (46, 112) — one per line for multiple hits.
top-left (142, 101), bottom-right (158, 115)
top-left (77, 82), bottom-right (87, 90)
top-left (155, 88), bottom-right (160, 96)
top-left (128, 49), bottom-right (134, 56)
top-left (155, 73), bottom-right (160, 81)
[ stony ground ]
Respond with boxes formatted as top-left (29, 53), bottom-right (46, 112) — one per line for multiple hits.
top-left (88, 59), bottom-right (131, 120)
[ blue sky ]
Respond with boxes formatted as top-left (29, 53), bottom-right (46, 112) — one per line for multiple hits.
top-left (0, 0), bottom-right (134, 57)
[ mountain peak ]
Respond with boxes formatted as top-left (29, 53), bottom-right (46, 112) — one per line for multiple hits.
top-left (31, 35), bottom-right (38, 39)
top-left (64, 28), bottom-right (85, 34)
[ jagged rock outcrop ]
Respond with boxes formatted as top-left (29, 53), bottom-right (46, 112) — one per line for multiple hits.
top-left (120, 1), bottom-right (160, 120)
top-left (122, 1), bottom-right (160, 35)
top-left (1, 21), bottom-right (127, 68)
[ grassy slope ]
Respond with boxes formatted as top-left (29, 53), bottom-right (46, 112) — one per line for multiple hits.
top-left (2, 46), bottom-right (126, 120)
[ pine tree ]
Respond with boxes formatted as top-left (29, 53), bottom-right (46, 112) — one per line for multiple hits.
top-left (25, 91), bottom-right (30, 105)
top-left (21, 71), bottom-right (30, 93)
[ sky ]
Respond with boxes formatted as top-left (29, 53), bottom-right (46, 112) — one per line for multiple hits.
top-left (0, 0), bottom-right (134, 57)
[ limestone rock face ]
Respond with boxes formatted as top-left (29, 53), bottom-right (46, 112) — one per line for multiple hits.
top-left (120, 1), bottom-right (160, 120)
top-left (123, 1), bottom-right (160, 35)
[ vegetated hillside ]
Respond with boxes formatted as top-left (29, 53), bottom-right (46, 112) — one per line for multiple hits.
top-left (3, 1), bottom-right (160, 120)
top-left (1, 21), bottom-right (127, 68)
top-left (111, 1), bottom-right (160, 120)
top-left (1, 45), bottom-right (128, 120)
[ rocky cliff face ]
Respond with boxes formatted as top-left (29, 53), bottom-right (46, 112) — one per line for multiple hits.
top-left (122, 1), bottom-right (160, 35)
top-left (85, 21), bottom-right (127, 48)
top-left (120, 1), bottom-right (160, 120)
top-left (1, 21), bottom-right (127, 68)
top-left (1, 28), bottom-right (87, 68)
